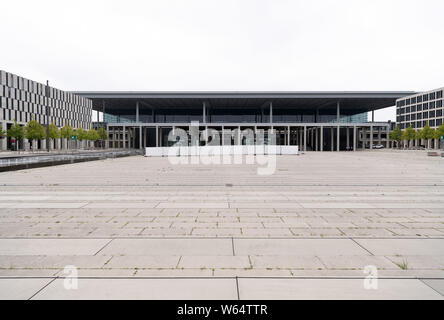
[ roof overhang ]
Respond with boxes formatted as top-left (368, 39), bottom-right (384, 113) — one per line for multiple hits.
top-left (73, 91), bottom-right (415, 116)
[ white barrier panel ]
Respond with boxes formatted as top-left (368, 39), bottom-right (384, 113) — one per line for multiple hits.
top-left (145, 145), bottom-right (299, 157)
top-left (265, 145), bottom-right (279, 155)
top-left (166, 147), bottom-right (180, 157)
top-left (280, 146), bottom-right (299, 155)
top-left (255, 145), bottom-right (265, 155)
top-left (207, 146), bottom-right (222, 156)
top-left (190, 146), bottom-right (200, 156)
top-left (232, 146), bottom-right (244, 155)
top-left (179, 146), bottom-right (190, 156)
top-left (244, 145), bottom-right (255, 155)
top-left (145, 147), bottom-right (163, 157)
top-left (221, 146), bottom-right (232, 155)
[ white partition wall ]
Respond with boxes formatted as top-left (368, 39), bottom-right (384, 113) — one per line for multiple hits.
top-left (145, 145), bottom-right (299, 157)
top-left (280, 146), bottom-right (299, 155)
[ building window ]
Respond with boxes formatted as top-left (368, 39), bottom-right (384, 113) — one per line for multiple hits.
top-left (411, 105), bottom-right (416, 112)
top-left (411, 97), bottom-right (417, 104)
top-left (430, 92), bottom-right (436, 100)
top-left (430, 101), bottom-right (435, 109)
top-left (423, 94), bottom-right (429, 101)
top-left (437, 91), bottom-right (443, 99)
top-left (423, 103), bottom-right (428, 110)
top-left (430, 119), bottom-right (435, 126)
top-left (417, 96), bottom-right (423, 103)
top-left (437, 100), bottom-right (443, 108)
top-left (417, 104), bottom-right (422, 111)
top-left (429, 111), bottom-right (435, 118)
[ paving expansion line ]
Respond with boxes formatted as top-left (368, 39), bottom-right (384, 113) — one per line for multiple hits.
top-left (419, 279), bottom-right (444, 296)
top-left (349, 238), bottom-right (375, 255)
top-left (3, 184), bottom-right (444, 187)
top-left (93, 239), bottom-right (114, 256)
top-left (3, 276), bottom-right (443, 280)
top-left (2, 237), bottom-right (444, 240)
top-left (27, 277), bottom-right (57, 300)
top-left (235, 276), bottom-right (240, 300)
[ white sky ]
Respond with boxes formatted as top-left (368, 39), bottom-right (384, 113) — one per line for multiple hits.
top-left (1, 0), bottom-right (444, 121)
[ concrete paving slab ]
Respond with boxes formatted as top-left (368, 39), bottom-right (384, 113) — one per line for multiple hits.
top-left (32, 278), bottom-right (237, 300)
top-left (8, 203), bottom-right (89, 209)
top-left (156, 203), bottom-right (229, 208)
top-left (250, 255), bottom-right (324, 269)
top-left (385, 255), bottom-right (444, 270)
top-left (0, 278), bottom-right (54, 300)
top-left (0, 239), bottom-right (110, 255)
top-left (105, 255), bottom-right (180, 269)
top-left (237, 278), bottom-right (443, 300)
top-left (421, 279), bottom-right (444, 296)
top-left (355, 239), bottom-right (444, 255)
top-left (179, 256), bottom-right (251, 269)
top-left (318, 255), bottom-right (399, 270)
top-left (100, 239), bottom-right (233, 255)
top-left (234, 239), bottom-right (368, 255)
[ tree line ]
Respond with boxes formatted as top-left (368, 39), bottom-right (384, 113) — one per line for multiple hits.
top-left (0, 119), bottom-right (108, 151)
top-left (389, 123), bottom-right (444, 149)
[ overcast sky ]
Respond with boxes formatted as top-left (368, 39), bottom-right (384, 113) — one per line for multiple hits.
top-left (1, 0), bottom-right (444, 121)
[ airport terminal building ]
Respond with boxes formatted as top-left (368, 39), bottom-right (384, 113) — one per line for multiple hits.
top-left (0, 69), bottom-right (417, 152)
top-left (77, 91), bottom-right (411, 151)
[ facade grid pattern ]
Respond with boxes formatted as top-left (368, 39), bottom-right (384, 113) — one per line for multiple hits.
top-left (396, 88), bottom-right (444, 129)
top-left (0, 70), bottom-right (92, 129)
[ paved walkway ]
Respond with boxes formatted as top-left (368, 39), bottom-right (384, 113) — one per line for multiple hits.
top-left (0, 150), bottom-right (443, 299)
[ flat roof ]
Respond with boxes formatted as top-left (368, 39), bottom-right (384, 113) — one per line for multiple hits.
top-left (74, 91), bottom-right (415, 116)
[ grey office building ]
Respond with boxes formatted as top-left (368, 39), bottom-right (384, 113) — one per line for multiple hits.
top-left (0, 70), bottom-right (92, 150)
top-left (396, 87), bottom-right (444, 130)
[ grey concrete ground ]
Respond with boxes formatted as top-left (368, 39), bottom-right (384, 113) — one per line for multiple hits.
top-left (0, 150), bottom-right (443, 299)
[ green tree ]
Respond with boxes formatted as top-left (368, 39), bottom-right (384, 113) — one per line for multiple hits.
top-left (97, 127), bottom-right (108, 148)
top-left (7, 120), bottom-right (23, 151)
top-left (436, 123), bottom-right (444, 140)
top-left (24, 120), bottom-right (46, 151)
top-left (0, 124), bottom-right (5, 138)
top-left (87, 129), bottom-right (99, 140)
top-left (403, 126), bottom-right (416, 148)
top-left (60, 122), bottom-right (74, 139)
top-left (60, 122), bottom-right (74, 149)
top-left (87, 129), bottom-right (99, 148)
top-left (389, 125), bottom-right (402, 148)
top-left (49, 123), bottom-right (60, 140)
top-left (421, 125), bottom-right (435, 149)
top-left (48, 123), bottom-right (60, 150)
top-left (75, 127), bottom-right (88, 141)
top-left (75, 126), bottom-right (88, 149)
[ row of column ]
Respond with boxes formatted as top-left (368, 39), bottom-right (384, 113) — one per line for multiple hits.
top-left (108, 125), bottom-right (391, 152)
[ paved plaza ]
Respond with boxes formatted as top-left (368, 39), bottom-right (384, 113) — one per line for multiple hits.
top-left (0, 150), bottom-right (443, 299)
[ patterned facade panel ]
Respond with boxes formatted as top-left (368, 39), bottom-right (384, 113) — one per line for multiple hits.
top-left (0, 70), bottom-right (92, 129)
